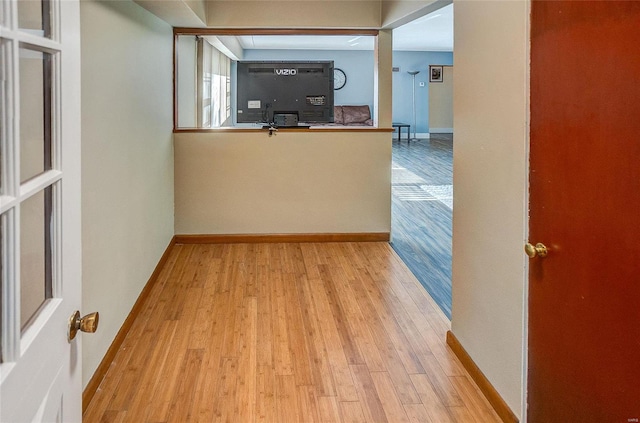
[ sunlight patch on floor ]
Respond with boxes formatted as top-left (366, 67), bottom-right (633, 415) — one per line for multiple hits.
top-left (392, 164), bottom-right (427, 185)
top-left (421, 185), bottom-right (453, 209)
top-left (392, 185), bottom-right (438, 201)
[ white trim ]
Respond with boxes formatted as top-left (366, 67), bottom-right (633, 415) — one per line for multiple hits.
top-left (10, 35), bottom-right (19, 201)
top-left (20, 299), bottom-right (62, 355)
top-left (429, 127), bottom-right (453, 133)
top-left (0, 28), bottom-right (61, 53)
top-left (52, 181), bottom-right (62, 299)
top-left (0, 39), bottom-right (13, 198)
top-left (0, 208), bottom-right (19, 364)
top-left (18, 171), bottom-right (63, 203)
top-left (0, 195), bottom-right (18, 214)
top-left (52, 47), bottom-right (62, 172)
top-left (521, 0), bottom-right (532, 420)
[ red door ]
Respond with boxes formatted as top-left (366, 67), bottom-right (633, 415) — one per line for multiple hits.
top-left (528, 1), bottom-right (640, 421)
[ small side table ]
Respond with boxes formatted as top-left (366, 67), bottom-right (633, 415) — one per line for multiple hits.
top-left (392, 122), bottom-right (411, 143)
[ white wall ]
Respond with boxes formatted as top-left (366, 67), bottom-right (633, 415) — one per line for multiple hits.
top-left (174, 131), bottom-right (391, 235)
top-left (80, 0), bottom-right (174, 387)
top-left (451, 0), bottom-right (529, 418)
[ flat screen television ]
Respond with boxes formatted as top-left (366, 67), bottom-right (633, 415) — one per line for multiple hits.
top-left (236, 60), bottom-right (334, 125)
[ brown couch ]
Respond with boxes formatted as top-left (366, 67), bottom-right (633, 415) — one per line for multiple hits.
top-left (333, 105), bottom-right (373, 126)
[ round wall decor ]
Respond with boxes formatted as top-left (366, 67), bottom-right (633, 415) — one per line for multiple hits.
top-left (334, 68), bottom-right (347, 90)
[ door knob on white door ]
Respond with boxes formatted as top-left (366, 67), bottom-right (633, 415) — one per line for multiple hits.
top-left (68, 311), bottom-right (99, 342)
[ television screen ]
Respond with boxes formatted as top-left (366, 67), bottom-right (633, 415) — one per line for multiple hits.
top-left (236, 61), bottom-right (334, 125)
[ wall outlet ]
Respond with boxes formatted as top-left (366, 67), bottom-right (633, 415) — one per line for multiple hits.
top-left (419, 82), bottom-right (425, 87)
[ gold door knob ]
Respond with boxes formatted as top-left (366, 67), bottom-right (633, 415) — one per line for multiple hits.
top-left (525, 242), bottom-right (548, 258)
top-left (68, 311), bottom-right (99, 342)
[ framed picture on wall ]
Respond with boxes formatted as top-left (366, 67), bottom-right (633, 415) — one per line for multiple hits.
top-left (429, 65), bottom-right (444, 82)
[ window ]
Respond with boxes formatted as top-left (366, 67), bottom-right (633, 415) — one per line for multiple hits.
top-left (198, 37), bottom-right (231, 128)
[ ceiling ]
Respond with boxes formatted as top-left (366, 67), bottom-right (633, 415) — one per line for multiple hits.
top-left (392, 3), bottom-right (453, 51)
top-left (236, 4), bottom-right (453, 52)
top-left (237, 34), bottom-right (377, 51)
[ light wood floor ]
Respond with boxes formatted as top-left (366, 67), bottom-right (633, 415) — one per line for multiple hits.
top-left (84, 242), bottom-right (501, 423)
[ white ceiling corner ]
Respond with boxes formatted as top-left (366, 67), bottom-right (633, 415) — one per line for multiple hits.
top-left (234, 4), bottom-right (453, 52)
top-left (392, 3), bottom-right (453, 51)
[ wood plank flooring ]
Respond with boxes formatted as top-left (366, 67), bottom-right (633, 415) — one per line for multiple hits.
top-left (84, 242), bottom-right (500, 423)
top-left (392, 134), bottom-right (453, 318)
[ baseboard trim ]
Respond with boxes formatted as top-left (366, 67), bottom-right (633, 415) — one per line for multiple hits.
top-left (446, 331), bottom-right (519, 423)
top-left (82, 236), bottom-right (177, 415)
top-left (174, 232), bottom-right (390, 244)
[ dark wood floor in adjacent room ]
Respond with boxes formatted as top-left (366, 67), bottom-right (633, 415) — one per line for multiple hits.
top-left (391, 134), bottom-right (453, 318)
top-left (84, 242), bottom-right (500, 423)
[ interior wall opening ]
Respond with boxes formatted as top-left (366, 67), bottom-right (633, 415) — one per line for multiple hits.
top-left (389, 3), bottom-right (454, 318)
top-left (173, 30), bottom-right (379, 131)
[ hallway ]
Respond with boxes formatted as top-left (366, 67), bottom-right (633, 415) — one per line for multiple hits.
top-left (391, 135), bottom-right (453, 318)
top-left (84, 242), bottom-right (499, 422)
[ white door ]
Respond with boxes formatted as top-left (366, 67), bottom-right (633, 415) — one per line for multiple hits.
top-left (1, 0), bottom-right (83, 421)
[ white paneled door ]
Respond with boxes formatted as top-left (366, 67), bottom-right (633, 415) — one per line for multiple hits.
top-left (1, 0), bottom-right (83, 421)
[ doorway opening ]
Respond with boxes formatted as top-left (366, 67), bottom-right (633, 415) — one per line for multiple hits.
top-left (391, 134), bottom-right (453, 318)
top-left (390, 5), bottom-right (454, 318)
